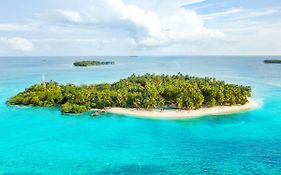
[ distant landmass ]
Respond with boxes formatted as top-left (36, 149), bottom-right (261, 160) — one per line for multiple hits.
top-left (264, 59), bottom-right (281, 64)
top-left (73, 60), bottom-right (115, 67)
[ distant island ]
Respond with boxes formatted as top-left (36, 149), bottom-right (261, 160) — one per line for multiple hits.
top-left (7, 73), bottom-right (255, 118)
top-left (73, 60), bottom-right (115, 67)
top-left (264, 60), bottom-right (281, 64)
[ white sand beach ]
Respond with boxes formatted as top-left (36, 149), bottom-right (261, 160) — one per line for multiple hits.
top-left (105, 99), bottom-right (259, 120)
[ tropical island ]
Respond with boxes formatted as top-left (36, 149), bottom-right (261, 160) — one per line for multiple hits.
top-left (73, 60), bottom-right (115, 67)
top-left (6, 73), bottom-right (257, 118)
top-left (264, 59), bottom-right (281, 64)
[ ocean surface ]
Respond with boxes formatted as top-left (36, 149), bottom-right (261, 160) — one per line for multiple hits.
top-left (0, 56), bottom-right (281, 174)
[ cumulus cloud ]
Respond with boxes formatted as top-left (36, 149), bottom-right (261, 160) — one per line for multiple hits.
top-left (2, 0), bottom-right (279, 55)
top-left (0, 37), bottom-right (34, 51)
top-left (34, 0), bottom-right (223, 47)
top-left (107, 0), bottom-right (225, 46)
top-left (82, 0), bottom-right (223, 47)
top-left (104, 0), bottom-right (164, 44)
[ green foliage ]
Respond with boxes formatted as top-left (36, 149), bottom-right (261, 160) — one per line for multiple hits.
top-left (61, 102), bottom-right (87, 114)
top-left (264, 59), bottom-right (281, 64)
top-left (7, 74), bottom-right (252, 114)
top-left (73, 60), bottom-right (115, 67)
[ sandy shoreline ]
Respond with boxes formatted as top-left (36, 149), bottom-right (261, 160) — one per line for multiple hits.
top-left (104, 99), bottom-right (259, 120)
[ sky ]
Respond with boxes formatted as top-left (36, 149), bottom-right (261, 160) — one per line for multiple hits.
top-left (0, 0), bottom-right (281, 56)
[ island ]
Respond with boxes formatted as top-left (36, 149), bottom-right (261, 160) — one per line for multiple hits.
top-left (7, 73), bottom-right (257, 119)
top-left (264, 60), bottom-right (281, 64)
top-left (73, 60), bottom-right (115, 67)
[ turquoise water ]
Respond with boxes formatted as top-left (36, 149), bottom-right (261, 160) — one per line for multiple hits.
top-left (0, 56), bottom-right (281, 174)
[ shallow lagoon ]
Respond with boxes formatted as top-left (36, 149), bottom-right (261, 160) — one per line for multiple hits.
top-left (0, 56), bottom-right (281, 174)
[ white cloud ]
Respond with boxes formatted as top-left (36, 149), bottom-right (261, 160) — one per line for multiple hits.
top-left (144, 0), bottom-right (205, 11)
top-left (88, 0), bottom-right (224, 47)
top-left (1, 0), bottom-right (280, 55)
top-left (0, 37), bottom-right (34, 51)
top-left (246, 9), bottom-right (278, 17)
top-left (0, 23), bottom-right (39, 31)
top-left (203, 8), bottom-right (245, 20)
top-left (58, 10), bottom-right (82, 23)
top-left (32, 0), bottom-right (223, 47)
top-left (160, 0), bottom-right (205, 7)
top-left (202, 8), bottom-right (278, 20)
top-left (160, 7), bottom-right (225, 41)
top-left (105, 0), bottom-right (164, 43)
top-left (38, 10), bottom-right (82, 23)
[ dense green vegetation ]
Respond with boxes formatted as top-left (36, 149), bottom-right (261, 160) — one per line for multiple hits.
top-left (7, 74), bottom-right (251, 114)
top-left (73, 60), bottom-right (115, 67)
top-left (264, 60), bottom-right (281, 64)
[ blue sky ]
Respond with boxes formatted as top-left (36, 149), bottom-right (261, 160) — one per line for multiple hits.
top-left (0, 0), bottom-right (281, 56)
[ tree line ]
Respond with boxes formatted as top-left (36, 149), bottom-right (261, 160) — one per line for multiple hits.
top-left (264, 60), bottom-right (281, 64)
top-left (7, 73), bottom-right (251, 114)
top-left (73, 60), bottom-right (115, 67)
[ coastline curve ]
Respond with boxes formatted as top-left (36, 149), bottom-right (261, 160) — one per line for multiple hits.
top-left (105, 99), bottom-right (260, 120)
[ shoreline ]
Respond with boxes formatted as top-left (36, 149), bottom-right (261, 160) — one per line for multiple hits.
top-left (104, 99), bottom-right (259, 120)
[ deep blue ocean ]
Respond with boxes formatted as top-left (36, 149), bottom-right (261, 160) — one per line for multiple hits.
top-left (0, 56), bottom-right (281, 174)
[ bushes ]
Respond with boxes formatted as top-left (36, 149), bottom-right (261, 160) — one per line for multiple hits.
top-left (61, 102), bottom-right (88, 114)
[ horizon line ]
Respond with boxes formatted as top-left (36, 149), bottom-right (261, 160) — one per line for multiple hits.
top-left (0, 55), bottom-right (280, 57)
